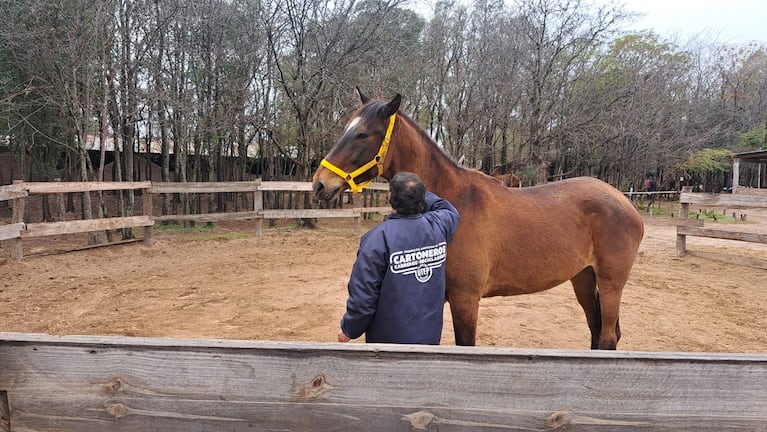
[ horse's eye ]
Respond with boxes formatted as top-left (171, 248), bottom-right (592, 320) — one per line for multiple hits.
top-left (355, 133), bottom-right (369, 140)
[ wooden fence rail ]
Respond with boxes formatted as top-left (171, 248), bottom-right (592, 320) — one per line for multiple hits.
top-left (1, 332), bottom-right (765, 431)
top-left (676, 192), bottom-right (767, 258)
top-left (1, 181), bottom-right (391, 260)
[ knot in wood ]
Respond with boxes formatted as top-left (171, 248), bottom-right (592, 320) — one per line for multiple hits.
top-left (294, 374), bottom-right (333, 400)
top-left (102, 377), bottom-right (123, 395)
top-left (402, 411), bottom-right (435, 430)
top-left (546, 410), bottom-right (573, 429)
top-left (106, 403), bottom-right (129, 418)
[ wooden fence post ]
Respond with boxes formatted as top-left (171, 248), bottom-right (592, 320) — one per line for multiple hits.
top-left (353, 193), bottom-right (361, 236)
top-left (54, 178), bottom-right (66, 221)
top-left (254, 179), bottom-right (263, 236)
top-left (10, 180), bottom-right (24, 261)
top-left (143, 187), bottom-right (153, 246)
top-left (676, 201), bottom-right (689, 257)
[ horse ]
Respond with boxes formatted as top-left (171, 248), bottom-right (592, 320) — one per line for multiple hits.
top-left (312, 90), bottom-right (644, 349)
top-left (492, 173), bottom-right (521, 188)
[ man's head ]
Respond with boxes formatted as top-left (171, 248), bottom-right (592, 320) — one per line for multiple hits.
top-left (389, 172), bottom-right (426, 215)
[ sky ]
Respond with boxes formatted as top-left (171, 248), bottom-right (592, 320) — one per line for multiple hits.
top-left (408, 0), bottom-right (767, 45)
top-left (617, 0), bottom-right (766, 45)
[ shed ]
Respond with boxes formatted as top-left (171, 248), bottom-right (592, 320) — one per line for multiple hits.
top-left (732, 149), bottom-right (767, 193)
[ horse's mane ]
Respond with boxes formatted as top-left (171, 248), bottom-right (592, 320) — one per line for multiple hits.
top-left (392, 107), bottom-right (467, 171)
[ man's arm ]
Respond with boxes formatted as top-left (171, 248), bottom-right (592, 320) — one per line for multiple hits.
top-left (339, 232), bottom-right (387, 340)
top-left (424, 191), bottom-right (460, 241)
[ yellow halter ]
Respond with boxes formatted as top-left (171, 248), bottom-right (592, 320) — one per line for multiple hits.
top-left (320, 114), bottom-right (396, 193)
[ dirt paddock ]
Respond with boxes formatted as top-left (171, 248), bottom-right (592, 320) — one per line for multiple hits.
top-left (1, 204), bottom-right (766, 353)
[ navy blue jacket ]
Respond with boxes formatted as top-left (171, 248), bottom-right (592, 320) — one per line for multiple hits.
top-left (341, 192), bottom-right (460, 344)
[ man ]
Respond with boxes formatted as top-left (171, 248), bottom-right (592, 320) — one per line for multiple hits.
top-left (646, 174), bottom-right (657, 210)
top-left (337, 172), bottom-right (460, 344)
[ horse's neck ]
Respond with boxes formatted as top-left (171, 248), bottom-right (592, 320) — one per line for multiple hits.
top-left (390, 118), bottom-right (465, 193)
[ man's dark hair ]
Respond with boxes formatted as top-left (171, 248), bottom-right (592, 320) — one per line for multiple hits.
top-left (389, 172), bottom-right (426, 215)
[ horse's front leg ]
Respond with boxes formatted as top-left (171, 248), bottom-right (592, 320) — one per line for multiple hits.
top-left (446, 289), bottom-right (481, 346)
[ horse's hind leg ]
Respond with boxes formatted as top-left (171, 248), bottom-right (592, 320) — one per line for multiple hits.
top-left (571, 267), bottom-right (602, 349)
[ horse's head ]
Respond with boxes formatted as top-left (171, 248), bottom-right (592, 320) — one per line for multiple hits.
top-left (312, 88), bottom-right (401, 202)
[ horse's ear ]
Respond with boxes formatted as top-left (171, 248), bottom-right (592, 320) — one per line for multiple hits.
top-left (382, 94), bottom-right (401, 117)
top-left (356, 86), bottom-right (370, 104)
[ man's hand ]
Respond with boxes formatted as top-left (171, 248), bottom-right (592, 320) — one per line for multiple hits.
top-left (338, 329), bottom-right (351, 342)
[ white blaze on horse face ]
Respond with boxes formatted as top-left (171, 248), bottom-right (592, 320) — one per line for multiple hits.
top-left (344, 116), bottom-right (361, 135)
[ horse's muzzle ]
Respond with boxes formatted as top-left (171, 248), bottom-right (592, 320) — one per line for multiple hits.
top-left (312, 180), bottom-right (342, 202)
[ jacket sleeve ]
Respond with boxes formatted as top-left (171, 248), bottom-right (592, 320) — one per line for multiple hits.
top-left (340, 231), bottom-right (388, 339)
top-left (424, 191), bottom-right (460, 242)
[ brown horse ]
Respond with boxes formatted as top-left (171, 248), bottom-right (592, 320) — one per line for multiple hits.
top-left (312, 90), bottom-right (644, 349)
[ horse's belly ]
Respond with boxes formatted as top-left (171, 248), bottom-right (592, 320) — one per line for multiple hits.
top-left (483, 256), bottom-right (591, 297)
top-left (485, 275), bottom-right (572, 297)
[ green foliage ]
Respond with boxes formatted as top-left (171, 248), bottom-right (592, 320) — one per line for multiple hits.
top-left (737, 125), bottom-right (766, 150)
top-left (679, 148), bottom-right (733, 176)
top-left (688, 208), bottom-right (738, 223)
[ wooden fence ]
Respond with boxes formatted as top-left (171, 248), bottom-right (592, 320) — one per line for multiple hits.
top-left (0, 184), bottom-right (25, 246)
top-left (1, 332), bottom-right (766, 431)
top-left (0, 181), bottom-right (391, 260)
top-left (624, 190), bottom-right (680, 202)
top-left (676, 192), bottom-right (767, 258)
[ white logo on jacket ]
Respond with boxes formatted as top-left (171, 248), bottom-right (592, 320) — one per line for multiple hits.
top-left (389, 242), bottom-right (447, 283)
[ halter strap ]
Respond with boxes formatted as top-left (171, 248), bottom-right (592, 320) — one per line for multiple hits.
top-left (320, 114), bottom-right (396, 193)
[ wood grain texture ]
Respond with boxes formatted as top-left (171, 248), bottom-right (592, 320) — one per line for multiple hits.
top-left (152, 211), bottom-right (259, 222)
top-left (679, 192), bottom-right (767, 207)
top-left (677, 226), bottom-right (767, 244)
top-left (0, 223), bottom-right (23, 241)
top-left (149, 181), bottom-right (261, 194)
top-left (0, 185), bottom-right (26, 202)
top-left (22, 182), bottom-right (151, 194)
top-left (22, 216), bottom-right (154, 238)
top-left (1, 333), bottom-right (766, 431)
top-left (261, 209), bottom-right (358, 219)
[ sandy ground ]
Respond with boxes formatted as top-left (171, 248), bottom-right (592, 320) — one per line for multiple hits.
top-left (1, 204), bottom-right (766, 353)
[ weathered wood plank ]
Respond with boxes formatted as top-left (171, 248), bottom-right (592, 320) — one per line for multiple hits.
top-left (149, 181), bottom-right (261, 194)
top-left (261, 209), bottom-right (358, 219)
top-left (22, 216), bottom-right (154, 238)
top-left (361, 182), bottom-right (389, 191)
top-left (9, 181), bottom-right (24, 260)
top-left (257, 181), bottom-right (389, 192)
top-left (686, 250), bottom-right (767, 270)
top-left (679, 192), bottom-right (767, 207)
top-left (23, 181), bottom-right (151, 194)
top-left (258, 181), bottom-right (314, 191)
top-left (153, 208), bottom-right (380, 223)
top-left (677, 226), bottom-right (767, 244)
top-left (360, 206), bottom-right (392, 215)
top-left (0, 185), bottom-right (27, 201)
top-left (674, 218), bottom-right (704, 227)
top-left (0, 223), bottom-right (24, 241)
top-left (1, 334), bottom-right (766, 432)
top-left (152, 211), bottom-right (259, 222)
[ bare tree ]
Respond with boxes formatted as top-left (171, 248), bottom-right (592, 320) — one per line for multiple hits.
top-left (513, 0), bottom-right (632, 183)
top-left (1, 0), bottom-right (117, 242)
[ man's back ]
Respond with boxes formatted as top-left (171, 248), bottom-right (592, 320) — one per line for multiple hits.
top-left (341, 191), bottom-right (459, 344)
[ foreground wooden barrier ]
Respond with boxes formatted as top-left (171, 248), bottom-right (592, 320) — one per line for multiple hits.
top-left (676, 192), bottom-right (767, 257)
top-left (1, 333), bottom-right (766, 431)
